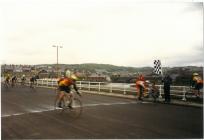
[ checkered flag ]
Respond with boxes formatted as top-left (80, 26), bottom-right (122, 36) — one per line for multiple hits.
top-left (153, 60), bottom-right (162, 75)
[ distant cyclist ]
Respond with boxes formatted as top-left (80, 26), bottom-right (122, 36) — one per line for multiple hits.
top-left (21, 75), bottom-right (26, 85)
top-left (147, 81), bottom-right (159, 102)
top-left (4, 74), bottom-right (11, 87)
top-left (11, 75), bottom-right (17, 87)
top-left (57, 70), bottom-right (81, 108)
top-left (136, 74), bottom-right (146, 101)
top-left (191, 73), bottom-right (203, 97)
top-left (30, 75), bottom-right (37, 88)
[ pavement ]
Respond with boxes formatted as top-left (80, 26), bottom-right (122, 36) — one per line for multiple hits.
top-left (81, 90), bottom-right (203, 108)
top-left (1, 86), bottom-right (203, 139)
top-left (37, 85), bottom-right (203, 108)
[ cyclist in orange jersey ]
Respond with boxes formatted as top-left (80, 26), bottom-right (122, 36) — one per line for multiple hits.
top-left (57, 70), bottom-right (81, 108)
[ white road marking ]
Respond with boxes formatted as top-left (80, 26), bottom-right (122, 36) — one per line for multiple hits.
top-left (1, 101), bottom-right (151, 118)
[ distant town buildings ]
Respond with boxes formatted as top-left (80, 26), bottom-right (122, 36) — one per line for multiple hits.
top-left (1, 64), bottom-right (202, 84)
top-left (1, 64), bottom-right (112, 82)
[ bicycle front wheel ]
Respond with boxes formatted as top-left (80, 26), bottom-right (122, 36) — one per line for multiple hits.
top-left (61, 98), bottom-right (83, 118)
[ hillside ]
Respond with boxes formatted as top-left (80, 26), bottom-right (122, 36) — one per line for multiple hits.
top-left (36, 63), bottom-right (153, 74)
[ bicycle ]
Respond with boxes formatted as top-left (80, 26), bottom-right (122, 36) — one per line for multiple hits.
top-left (21, 80), bottom-right (26, 87)
top-left (185, 86), bottom-right (203, 101)
top-left (146, 90), bottom-right (160, 102)
top-left (137, 81), bottom-right (160, 102)
top-left (11, 80), bottom-right (17, 88)
top-left (30, 81), bottom-right (37, 92)
top-left (3, 81), bottom-right (10, 90)
top-left (54, 89), bottom-right (83, 118)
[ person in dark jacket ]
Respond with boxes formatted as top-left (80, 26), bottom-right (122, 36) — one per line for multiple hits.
top-left (162, 75), bottom-right (172, 103)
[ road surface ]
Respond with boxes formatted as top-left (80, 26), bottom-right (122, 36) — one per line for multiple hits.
top-left (1, 86), bottom-right (203, 139)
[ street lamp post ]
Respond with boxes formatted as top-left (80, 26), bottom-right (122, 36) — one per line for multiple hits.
top-left (52, 45), bottom-right (63, 78)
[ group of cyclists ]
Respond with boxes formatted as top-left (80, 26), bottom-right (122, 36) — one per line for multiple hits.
top-left (135, 72), bottom-right (203, 101)
top-left (3, 74), bottom-right (39, 88)
top-left (3, 70), bottom-right (81, 109)
top-left (135, 74), bottom-right (160, 101)
top-left (4, 74), bottom-right (19, 88)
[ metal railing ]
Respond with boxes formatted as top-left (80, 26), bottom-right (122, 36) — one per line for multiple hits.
top-left (1, 77), bottom-right (200, 101)
top-left (34, 79), bottom-right (197, 101)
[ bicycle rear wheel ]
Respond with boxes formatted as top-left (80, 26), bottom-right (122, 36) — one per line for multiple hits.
top-left (4, 83), bottom-right (9, 90)
top-left (185, 91), bottom-right (196, 100)
top-left (61, 98), bottom-right (83, 118)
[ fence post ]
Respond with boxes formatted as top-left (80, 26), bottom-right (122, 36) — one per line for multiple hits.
top-left (110, 83), bottom-right (112, 93)
top-left (123, 84), bottom-right (126, 94)
top-left (159, 85), bottom-right (162, 99)
top-left (36, 79), bottom-right (39, 87)
top-left (98, 82), bottom-right (101, 92)
top-left (79, 81), bottom-right (82, 90)
top-left (51, 79), bottom-right (53, 87)
top-left (182, 86), bottom-right (186, 101)
top-left (88, 81), bottom-right (90, 91)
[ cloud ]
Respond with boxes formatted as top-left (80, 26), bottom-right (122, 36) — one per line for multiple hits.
top-left (166, 48), bottom-right (204, 67)
top-left (182, 3), bottom-right (203, 13)
top-left (1, 2), bottom-right (203, 67)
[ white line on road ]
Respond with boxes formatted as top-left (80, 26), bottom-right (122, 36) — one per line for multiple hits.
top-left (1, 101), bottom-right (151, 118)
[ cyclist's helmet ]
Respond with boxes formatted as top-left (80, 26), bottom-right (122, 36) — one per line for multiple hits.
top-left (65, 70), bottom-right (72, 78)
top-left (193, 73), bottom-right (199, 76)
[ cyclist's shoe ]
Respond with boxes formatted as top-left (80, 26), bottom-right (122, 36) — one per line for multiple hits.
top-left (138, 98), bottom-right (143, 101)
top-left (196, 95), bottom-right (200, 99)
top-left (68, 105), bottom-right (73, 109)
top-left (58, 105), bottom-right (62, 108)
top-left (58, 102), bottom-right (62, 108)
top-left (77, 91), bottom-right (82, 97)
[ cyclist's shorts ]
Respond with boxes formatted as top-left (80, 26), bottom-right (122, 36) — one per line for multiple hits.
top-left (195, 83), bottom-right (203, 90)
top-left (59, 86), bottom-right (71, 93)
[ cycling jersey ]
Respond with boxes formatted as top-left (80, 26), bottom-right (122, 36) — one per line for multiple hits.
top-left (11, 76), bottom-right (17, 81)
top-left (21, 77), bottom-right (26, 81)
top-left (30, 76), bottom-right (36, 82)
top-left (136, 81), bottom-right (146, 89)
top-left (58, 77), bottom-right (74, 87)
top-left (5, 76), bottom-right (10, 81)
top-left (58, 77), bottom-right (79, 93)
top-left (192, 76), bottom-right (203, 90)
top-left (193, 76), bottom-right (203, 84)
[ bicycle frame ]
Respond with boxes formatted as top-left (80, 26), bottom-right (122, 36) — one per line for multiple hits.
top-left (185, 85), bottom-right (203, 100)
top-left (54, 89), bottom-right (83, 118)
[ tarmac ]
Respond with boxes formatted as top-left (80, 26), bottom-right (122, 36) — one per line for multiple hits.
top-left (1, 86), bottom-right (203, 139)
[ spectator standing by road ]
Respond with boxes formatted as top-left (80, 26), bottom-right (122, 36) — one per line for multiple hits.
top-left (162, 75), bottom-right (172, 103)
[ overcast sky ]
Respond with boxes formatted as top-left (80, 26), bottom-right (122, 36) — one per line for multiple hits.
top-left (0, 0), bottom-right (203, 67)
